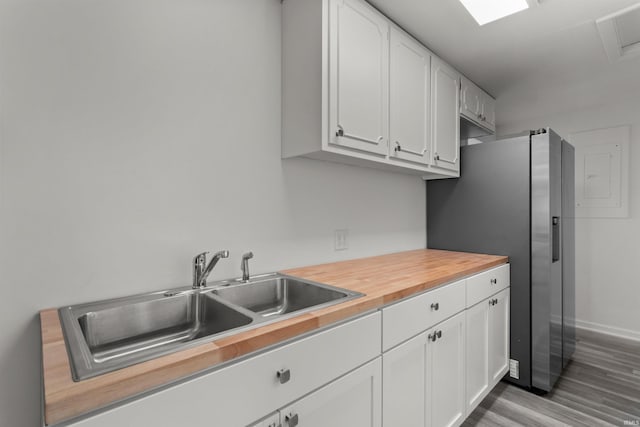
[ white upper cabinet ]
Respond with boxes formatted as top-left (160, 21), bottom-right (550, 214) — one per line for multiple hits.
top-left (329, 0), bottom-right (389, 156)
top-left (389, 28), bottom-right (431, 166)
top-left (282, 0), bottom-right (462, 178)
top-left (460, 77), bottom-right (495, 133)
top-left (431, 56), bottom-right (461, 174)
top-left (460, 77), bottom-right (482, 120)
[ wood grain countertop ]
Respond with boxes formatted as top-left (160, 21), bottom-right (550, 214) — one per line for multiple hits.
top-left (40, 249), bottom-right (508, 425)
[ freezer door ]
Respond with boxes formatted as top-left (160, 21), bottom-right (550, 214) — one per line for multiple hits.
top-left (531, 130), bottom-right (563, 392)
top-left (562, 140), bottom-right (576, 367)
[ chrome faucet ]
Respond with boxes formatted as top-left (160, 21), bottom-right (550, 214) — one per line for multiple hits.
top-left (193, 250), bottom-right (230, 288)
top-left (241, 252), bottom-right (254, 282)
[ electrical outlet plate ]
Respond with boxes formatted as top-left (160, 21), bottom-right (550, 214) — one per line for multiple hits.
top-left (334, 229), bottom-right (349, 251)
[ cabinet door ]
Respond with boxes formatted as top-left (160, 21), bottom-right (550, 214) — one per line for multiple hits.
top-left (249, 413), bottom-right (280, 427)
top-left (465, 299), bottom-right (490, 415)
top-left (481, 94), bottom-right (496, 131)
top-left (489, 288), bottom-right (510, 385)
top-left (281, 358), bottom-right (382, 427)
top-left (431, 56), bottom-right (460, 173)
top-left (460, 77), bottom-right (480, 120)
top-left (329, 0), bottom-right (389, 156)
top-left (389, 28), bottom-right (431, 165)
top-left (383, 333), bottom-right (427, 427)
top-left (427, 311), bottom-right (466, 427)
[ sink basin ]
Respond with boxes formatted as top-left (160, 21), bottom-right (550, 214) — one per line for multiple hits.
top-left (60, 291), bottom-right (254, 380)
top-left (77, 292), bottom-right (252, 363)
top-left (59, 273), bottom-right (362, 381)
top-left (212, 276), bottom-right (352, 317)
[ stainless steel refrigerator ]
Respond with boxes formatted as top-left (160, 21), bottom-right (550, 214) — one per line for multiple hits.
top-left (427, 128), bottom-right (575, 392)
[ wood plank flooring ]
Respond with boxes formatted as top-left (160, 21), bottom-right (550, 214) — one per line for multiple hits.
top-left (464, 329), bottom-right (640, 427)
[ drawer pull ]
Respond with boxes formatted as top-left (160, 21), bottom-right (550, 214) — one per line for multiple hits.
top-left (430, 302), bottom-right (440, 311)
top-left (428, 330), bottom-right (443, 342)
top-left (277, 368), bottom-right (291, 384)
top-left (285, 412), bottom-right (299, 427)
top-left (490, 278), bottom-right (497, 284)
top-left (489, 298), bottom-right (498, 306)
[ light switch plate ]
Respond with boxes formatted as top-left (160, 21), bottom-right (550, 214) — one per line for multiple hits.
top-left (334, 229), bottom-right (349, 251)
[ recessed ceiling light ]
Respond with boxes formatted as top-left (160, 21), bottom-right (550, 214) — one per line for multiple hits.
top-left (459, 0), bottom-right (530, 26)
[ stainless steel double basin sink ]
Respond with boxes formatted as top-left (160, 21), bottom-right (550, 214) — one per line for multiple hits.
top-left (59, 274), bottom-right (362, 381)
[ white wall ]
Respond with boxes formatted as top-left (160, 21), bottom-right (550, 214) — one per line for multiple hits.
top-left (498, 93), bottom-right (640, 342)
top-left (0, 1), bottom-right (426, 426)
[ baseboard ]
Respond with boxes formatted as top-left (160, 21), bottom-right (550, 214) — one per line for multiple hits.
top-left (575, 319), bottom-right (640, 342)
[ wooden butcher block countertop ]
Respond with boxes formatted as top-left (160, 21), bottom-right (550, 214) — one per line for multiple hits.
top-left (40, 249), bottom-right (508, 425)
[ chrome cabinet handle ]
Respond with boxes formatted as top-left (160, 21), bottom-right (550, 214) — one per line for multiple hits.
top-left (430, 302), bottom-right (439, 311)
top-left (335, 125), bottom-right (384, 146)
top-left (394, 141), bottom-right (427, 156)
top-left (490, 278), bottom-right (497, 284)
top-left (489, 298), bottom-right (498, 306)
top-left (285, 413), bottom-right (299, 427)
top-left (436, 330), bottom-right (442, 339)
top-left (428, 332), bottom-right (437, 342)
top-left (277, 368), bottom-right (291, 384)
top-left (434, 153), bottom-right (440, 161)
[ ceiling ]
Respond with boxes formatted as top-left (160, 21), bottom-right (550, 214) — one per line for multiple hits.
top-left (370, 0), bottom-right (640, 124)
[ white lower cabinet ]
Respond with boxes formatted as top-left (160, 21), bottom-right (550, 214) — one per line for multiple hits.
top-left (382, 311), bottom-right (466, 427)
top-left (489, 288), bottom-right (510, 384)
top-left (383, 334), bottom-right (428, 426)
top-left (249, 358), bottom-right (381, 427)
top-left (280, 357), bottom-right (382, 427)
top-left (427, 311), bottom-right (466, 427)
top-left (465, 287), bottom-right (510, 415)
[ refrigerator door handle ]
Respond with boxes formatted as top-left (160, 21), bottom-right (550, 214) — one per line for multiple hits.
top-left (552, 216), bottom-right (560, 263)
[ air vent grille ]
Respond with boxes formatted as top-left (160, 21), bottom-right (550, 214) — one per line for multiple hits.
top-left (596, 3), bottom-right (640, 62)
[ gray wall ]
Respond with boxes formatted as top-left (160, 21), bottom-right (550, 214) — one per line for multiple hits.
top-left (0, 1), bottom-right (426, 425)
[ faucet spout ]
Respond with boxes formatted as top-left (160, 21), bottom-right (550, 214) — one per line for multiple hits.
top-left (193, 250), bottom-right (230, 288)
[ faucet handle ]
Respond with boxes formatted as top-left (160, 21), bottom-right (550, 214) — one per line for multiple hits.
top-left (242, 251), bottom-right (254, 260)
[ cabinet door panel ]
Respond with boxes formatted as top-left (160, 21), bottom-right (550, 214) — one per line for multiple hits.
top-left (482, 94), bottom-right (496, 130)
top-left (427, 311), bottom-right (465, 427)
top-left (329, 0), bottom-right (388, 155)
top-left (281, 358), bottom-right (382, 427)
top-left (383, 334), bottom-right (427, 427)
top-left (460, 77), bottom-right (480, 120)
top-left (489, 288), bottom-right (510, 385)
top-left (389, 28), bottom-right (430, 165)
top-left (431, 57), bottom-right (460, 173)
top-left (465, 300), bottom-right (490, 415)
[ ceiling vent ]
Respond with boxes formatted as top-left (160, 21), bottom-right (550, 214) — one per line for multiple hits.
top-left (596, 3), bottom-right (640, 62)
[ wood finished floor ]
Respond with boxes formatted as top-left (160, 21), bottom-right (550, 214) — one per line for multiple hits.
top-left (463, 330), bottom-right (640, 427)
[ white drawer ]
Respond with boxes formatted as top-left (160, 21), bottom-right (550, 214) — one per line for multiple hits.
top-left (466, 264), bottom-right (510, 307)
top-left (73, 312), bottom-right (381, 427)
top-left (382, 280), bottom-right (466, 351)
